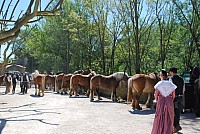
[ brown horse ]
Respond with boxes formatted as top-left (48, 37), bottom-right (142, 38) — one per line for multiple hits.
top-left (127, 73), bottom-right (160, 110)
top-left (90, 72), bottom-right (129, 102)
top-left (190, 66), bottom-right (200, 116)
top-left (61, 74), bottom-right (72, 94)
top-left (70, 72), bottom-right (96, 97)
top-left (33, 70), bottom-right (46, 96)
top-left (45, 75), bottom-right (56, 91)
top-left (55, 73), bottom-right (64, 94)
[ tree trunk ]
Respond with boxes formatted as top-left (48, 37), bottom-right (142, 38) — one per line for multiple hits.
top-left (134, 0), bottom-right (140, 74)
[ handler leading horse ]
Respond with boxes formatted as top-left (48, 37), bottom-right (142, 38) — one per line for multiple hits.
top-left (127, 73), bottom-right (160, 110)
top-left (90, 72), bottom-right (129, 102)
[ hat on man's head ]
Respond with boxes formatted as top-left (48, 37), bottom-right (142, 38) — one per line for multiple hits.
top-left (169, 67), bottom-right (177, 73)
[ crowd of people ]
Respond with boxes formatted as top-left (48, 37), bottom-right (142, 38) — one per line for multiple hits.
top-left (3, 72), bottom-right (30, 95)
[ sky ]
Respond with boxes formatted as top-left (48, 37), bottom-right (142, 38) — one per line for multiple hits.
top-left (0, 0), bottom-right (50, 61)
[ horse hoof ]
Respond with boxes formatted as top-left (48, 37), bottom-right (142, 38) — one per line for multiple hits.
top-left (146, 104), bottom-right (151, 108)
top-left (90, 99), bottom-right (94, 102)
top-left (75, 94), bottom-right (79, 96)
top-left (138, 107), bottom-right (142, 110)
top-left (98, 97), bottom-right (103, 100)
top-left (61, 92), bottom-right (63, 95)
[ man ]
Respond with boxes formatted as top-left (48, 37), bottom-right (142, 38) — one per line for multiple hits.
top-left (12, 74), bottom-right (17, 94)
top-left (19, 73), bottom-right (24, 93)
top-left (22, 73), bottom-right (29, 94)
top-left (4, 73), bottom-right (12, 94)
top-left (169, 67), bottom-right (184, 133)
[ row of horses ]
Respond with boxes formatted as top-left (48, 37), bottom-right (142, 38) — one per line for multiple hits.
top-left (1, 66), bottom-right (199, 113)
top-left (32, 69), bottom-right (161, 110)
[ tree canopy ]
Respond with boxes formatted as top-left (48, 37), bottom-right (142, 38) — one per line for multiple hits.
top-left (13, 0), bottom-right (200, 75)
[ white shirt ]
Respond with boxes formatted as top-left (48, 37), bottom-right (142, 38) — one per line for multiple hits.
top-left (154, 80), bottom-right (177, 97)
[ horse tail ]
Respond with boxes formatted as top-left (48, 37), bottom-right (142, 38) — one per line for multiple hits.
top-left (55, 76), bottom-right (58, 93)
top-left (90, 77), bottom-right (93, 91)
top-left (127, 77), bottom-right (133, 103)
top-left (70, 75), bottom-right (74, 92)
top-left (41, 75), bottom-right (45, 96)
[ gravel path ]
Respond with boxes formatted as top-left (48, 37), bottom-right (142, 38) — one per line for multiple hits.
top-left (0, 85), bottom-right (199, 134)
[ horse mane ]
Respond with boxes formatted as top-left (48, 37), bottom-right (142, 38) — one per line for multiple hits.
top-left (33, 70), bottom-right (40, 78)
top-left (112, 72), bottom-right (129, 81)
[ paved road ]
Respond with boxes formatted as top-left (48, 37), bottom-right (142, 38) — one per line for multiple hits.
top-left (0, 85), bottom-right (199, 134)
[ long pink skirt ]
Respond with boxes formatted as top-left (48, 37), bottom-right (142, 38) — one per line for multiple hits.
top-left (151, 95), bottom-right (174, 134)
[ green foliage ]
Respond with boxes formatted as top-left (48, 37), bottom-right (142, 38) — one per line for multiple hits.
top-left (16, 0), bottom-right (199, 75)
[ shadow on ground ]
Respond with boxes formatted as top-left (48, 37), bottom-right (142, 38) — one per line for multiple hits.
top-left (128, 109), bottom-right (155, 115)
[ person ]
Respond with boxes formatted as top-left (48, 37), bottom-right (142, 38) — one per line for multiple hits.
top-left (169, 67), bottom-right (185, 133)
top-left (19, 73), bottom-right (24, 93)
top-left (12, 74), bottom-right (17, 94)
top-left (4, 73), bottom-right (12, 94)
top-left (22, 73), bottom-right (29, 94)
top-left (151, 69), bottom-right (177, 134)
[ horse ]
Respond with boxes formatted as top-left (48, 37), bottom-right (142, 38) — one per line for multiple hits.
top-left (61, 74), bottom-right (73, 94)
top-left (90, 72), bottom-right (129, 102)
top-left (55, 73), bottom-right (64, 94)
top-left (70, 71), bottom-right (96, 97)
top-left (190, 66), bottom-right (200, 116)
top-left (45, 75), bottom-right (56, 91)
top-left (127, 73), bottom-right (160, 110)
top-left (33, 70), bottom-right (46, 96)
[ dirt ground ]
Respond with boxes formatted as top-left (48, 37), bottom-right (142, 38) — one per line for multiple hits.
top-left (0, 85), bottom-right (199, 134)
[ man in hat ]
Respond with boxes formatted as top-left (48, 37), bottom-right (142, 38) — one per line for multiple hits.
top-left (169, 67), bottom-right (185, 133)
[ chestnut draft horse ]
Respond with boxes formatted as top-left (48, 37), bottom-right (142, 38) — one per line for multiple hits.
top-left (127, 73), bottom-right (160, 110)
top-left (55, 73), bottom-right (64, 94)
top-left (45, 75), bottom-right (56, 91)
top-left (61, 74), bottom-right (72, 94)
top-left (90, 72), bottom-right (129, 102)
top-left (70, 72), bottom-right (96, 97)
top-left (33, 70), bottom-right (46, 96)
top-left (190, 66), bottom-right (200, 116)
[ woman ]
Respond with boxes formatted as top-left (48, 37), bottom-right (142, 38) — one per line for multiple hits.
top-left (151, 69), bottom-right (177, 134)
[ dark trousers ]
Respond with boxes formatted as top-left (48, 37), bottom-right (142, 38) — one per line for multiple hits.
top-left (12, 83), bottom-right (16, 94)
top-left (174, 96), bottom-right (183, 127)
top-left (22, 82), bottom-right (28, 94)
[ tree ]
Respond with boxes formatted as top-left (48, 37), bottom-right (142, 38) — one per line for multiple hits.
top-left (0, 0), bottom-right (64, 45)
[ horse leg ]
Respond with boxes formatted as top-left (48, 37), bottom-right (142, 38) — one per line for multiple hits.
top-left (113, 88), bottom-right (117, 102)
top-left (131, 95), bottom-right (136, 109)
top-left (90, 87), bottom-right (94, 101)
top-left (86, 88), bottom-right (90, 97)
top-left (96, 87), bottom-right (102, 100)
top-left (145, 93), bottom-right (151, 108)
top-left (74, 85), bottom-right (79, 96)
top-left (35, 84), bottom-right (37, 95)
top-left (135, 92), bottom-right (142, 110)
